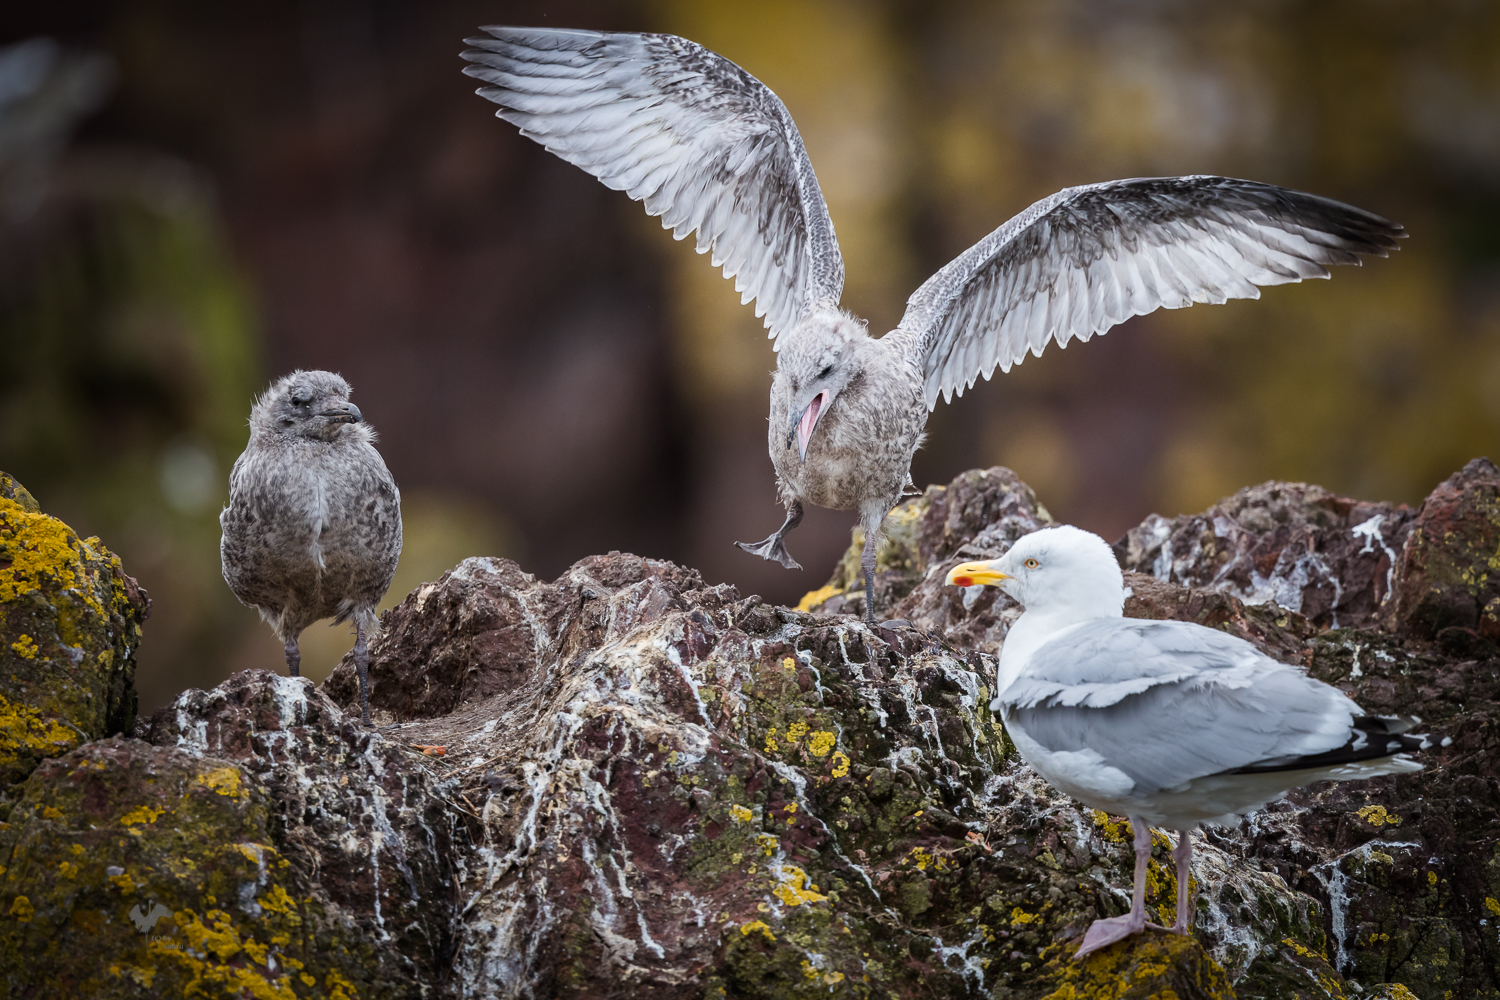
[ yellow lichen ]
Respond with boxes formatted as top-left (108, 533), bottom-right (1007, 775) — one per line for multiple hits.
top-left (756, 834), bottom-right (779, 857)
top-left (109, 871), bottom-right (137, 894)
top-left (781, 656), bottom-right (798, 671)
top-left (785, 720), bottom-right (809, 743)
top-left (1010, 907), bottom-right (1038, 927)
top-left (740, 919), bottom-right (776, 942)
top-left (0, 692), bottom-right (84, 769)
top-left (1486, 896), bottom-right (1500, 917)
top-left (324, 969), bottom-right (359, 1000)
top-left (58, 861), bottom-right (77, 879)
top-left (1357, 804), bottom-right (1401, 826)
top-left (784, 803), bottom-right (797, 815)
top-left (729, 805), bottom-right (753, 823)
top-left (807, 731), bottom-right (836, 757)
top-left (830, 751), bottom-right (851, 778)
top-left (197, 766), bottom-right (246, 799)
top-left (9, 896), bottom-right (35, 921)
top-left (120, 805), bottom-right (165, 827)
top-left (772, 866), bottom-right (827, 907)
top-left (763, 729), bottom-right (779, 754)
top-left (795, 585), bottom-right (842, 612)
top-left (1428, 871), bottom-right (1438, 887)
top-left (9, 636), bottom-right (37, 660)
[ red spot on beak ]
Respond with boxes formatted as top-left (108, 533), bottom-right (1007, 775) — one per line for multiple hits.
top-left (797, 392), bottom-right (826, 461)
top-left (952, 575), bottom-right (973, 587)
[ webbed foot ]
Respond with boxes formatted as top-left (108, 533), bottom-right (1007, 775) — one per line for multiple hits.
top-left (735, 534), bottom-right (803, 571)
top-left (1073, 915), bottom-right (1165, 959)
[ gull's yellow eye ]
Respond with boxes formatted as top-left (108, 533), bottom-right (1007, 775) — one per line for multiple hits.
top-left (1024, 558), bottom-right (1039, 569)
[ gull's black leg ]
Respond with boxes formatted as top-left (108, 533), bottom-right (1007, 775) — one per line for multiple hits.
top-left (283, 636), bottom-right (301, 678)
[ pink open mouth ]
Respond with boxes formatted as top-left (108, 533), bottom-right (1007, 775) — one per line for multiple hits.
top-left (797, 392), bottom-right (826, 461)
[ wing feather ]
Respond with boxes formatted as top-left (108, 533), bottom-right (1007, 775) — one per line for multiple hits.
top-left (463, 27), bottom-right (845, 346)
top-left (1004, 619), bottom-right (1367, 792)
top-left (900, 176), bottom-right (1403, 408)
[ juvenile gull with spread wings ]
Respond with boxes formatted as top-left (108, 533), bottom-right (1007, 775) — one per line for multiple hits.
top-left (945, 527), bottom-right (1431, 957)
top-left (461, 27), bottom-right (1403, 623)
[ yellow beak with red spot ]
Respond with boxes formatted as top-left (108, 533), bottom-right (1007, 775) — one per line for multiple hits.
top-left (944, 561), bottom-right (1011, 588)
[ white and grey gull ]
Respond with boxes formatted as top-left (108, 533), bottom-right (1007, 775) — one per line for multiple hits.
top-left (460, 27), bottom-right (1404, 623)
top-left (945, 526), bottom-right (1433, 957)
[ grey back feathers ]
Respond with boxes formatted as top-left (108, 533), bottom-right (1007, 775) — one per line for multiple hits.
top-left (462, 27), bottom-right (844, 344)
top-left (1005, 618), bottom-right (1371, 793)
top-left (220, 370), bottom-right (402, 642)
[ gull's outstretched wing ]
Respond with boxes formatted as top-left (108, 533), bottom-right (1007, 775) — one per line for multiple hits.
top-left (899, 176), bottom-right (1404, 409)
top-left (1003, 618), bottom-right (1422, 793)
top-left (462, 27), bottom-right (844, 346)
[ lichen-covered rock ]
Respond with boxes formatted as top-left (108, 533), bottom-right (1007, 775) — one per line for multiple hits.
top-left (4, 460), bottom-right (1497, 999)
top-left (0, 737), bottom-right (378, 999)
top-left (318, 547), bottom-right (1345, 1000)
top-left (1113, 479), bottom-right (1415, 631)
top-left (1038, 930), bottom-right (1235, 1000)
top-left (1386, 458), bottom-right (1500, 653)
top-left (146, 669), bottom-right (466, 995)
top-left (0, 472), bottom-right (149, 786)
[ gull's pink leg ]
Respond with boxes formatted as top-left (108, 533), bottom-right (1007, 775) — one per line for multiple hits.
top-left (1075, 817), bottom-right (1164, 959)
top-left (1171, 829), bottom-right (1193, 933)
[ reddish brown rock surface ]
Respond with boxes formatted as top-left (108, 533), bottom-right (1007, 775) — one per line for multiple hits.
top-left (2, 463), bottom-right (1497, 999)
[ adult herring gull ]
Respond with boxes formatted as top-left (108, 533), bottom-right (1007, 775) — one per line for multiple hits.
top-left (461, 27), bottom-right (1404, 623)
top-left (945, 525), bottom-right (1430, 957)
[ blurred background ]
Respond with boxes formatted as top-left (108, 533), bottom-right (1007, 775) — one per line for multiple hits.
top-left (2, 1), bottom-right (1497, 713)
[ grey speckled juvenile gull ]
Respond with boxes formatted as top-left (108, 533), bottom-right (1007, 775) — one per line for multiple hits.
top-left (945, 526), bottom-right (1433, 958)
top-left (220, 371), bottom-right (402, 726)
top-left (461, 26), bottom-right (1404, 623)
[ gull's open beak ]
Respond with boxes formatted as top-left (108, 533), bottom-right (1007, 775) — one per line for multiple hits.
top-left (321, 403), bottom-right (363, 425)
top-left (793, 391), bottom-right (828, 464)
top-left (945, 561), bottom-right (1010, 588)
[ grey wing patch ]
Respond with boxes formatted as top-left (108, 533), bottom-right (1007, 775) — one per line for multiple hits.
top-left (1006, 618), bottom-right (1364, 792)
top-left (462, 27), bottom-right (844, 346)
top-left (899, 176), bottom-right (1404, 409)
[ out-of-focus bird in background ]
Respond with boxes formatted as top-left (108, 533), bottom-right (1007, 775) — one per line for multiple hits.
top-left (461, 27), bottom-right (1402, 623)
top-left (220, 371), bottom-right (402, 726)
top-left (946, 527), bottom-right (1432, 956)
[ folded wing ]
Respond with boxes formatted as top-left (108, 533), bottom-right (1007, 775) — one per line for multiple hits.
top-left (900, 176), bottom-right (1404, 409)
top-left (462, 27), bottom-right (844, 346)
top-left (1004, 618), bottom-right (1372, 792)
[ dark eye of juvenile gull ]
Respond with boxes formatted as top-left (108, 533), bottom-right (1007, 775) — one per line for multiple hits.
top-left (462, 26), bottom-right (1404, 626)
top-left (944, 525), bottom-right (1433, 959)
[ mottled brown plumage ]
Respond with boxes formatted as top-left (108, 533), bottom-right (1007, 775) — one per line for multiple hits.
top-left (220, 370), bottom-right (401, 725)
top-left (463, 27), bottom-right (1403, 622)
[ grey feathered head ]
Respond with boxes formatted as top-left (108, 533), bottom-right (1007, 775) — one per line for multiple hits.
top-left (250, 370), bottom-right (370, 444)
top-left (773, 307), bottom-right (868, 461)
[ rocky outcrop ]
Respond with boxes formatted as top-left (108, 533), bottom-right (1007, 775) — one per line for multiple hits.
top-left (0, 464), bottom-right (1496, 999)
top-left (0, 473), bottom-right (149, 786)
